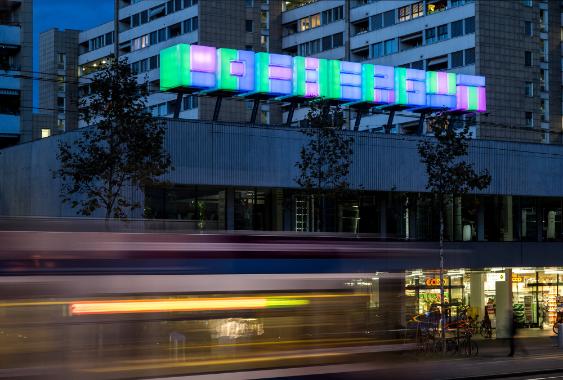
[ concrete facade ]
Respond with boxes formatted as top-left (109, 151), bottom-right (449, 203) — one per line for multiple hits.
top-left (37, 29), bottom-right (79, 136)
top-left (0, 0), bottom-right (33, 146)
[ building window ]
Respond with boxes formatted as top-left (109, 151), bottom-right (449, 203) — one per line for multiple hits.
top-left (310, 13), bottom-right (321, 28)
top-left (105, 32), bottom-right (113, 45)
top-left (412, 2), bottom-right (423, 18)
top-left (169, 22), bottom-right (182, 38)
top-left (425, 28), bottom-right (436, 44)
top-left (437, 24), bottom-right (448, 41)
top-left (525, 21), bottom-right (532, 36)
top-left (451, 50), bottom-right (464, 68)
top-left (245, 19), bottom-right (253, 32)
top-left (57, 118), bottom-right (65, 131)
top-left (465, 17), bottom-right (475, 34)
top-left (525, 112), bottom-right (534, 127)
top-left (398, 5), bottom-right (411, 22)
top-left (384, 38), bottom-right (397, 55)
top-left (57, 53), bottom-right (66, 70)
top-left (245, 0), bottom-right (253, 6)
top-left (260, 35), bottom-right (269, 49)
top-left (370, 13), bottom-right (383, 31)
top-left (522, 0), bottom-right (532, 6)
top-left (427, 0), bottom-right (447, 14)
top-left (321, 6), bottom-right (343, 25)
top-left (371, 42), bottom-right (383, 58)
top-left (411, 60), bottom-right (424, 69)
top-left (131, 34), bottom-right (150, 51)
top-left (57, 97), bottom-right (65, 111)
top-left (524, 51), bottom-right (532, 66)
top-left (525, 81), bottom-right (534, 97)
top-left (383, 10), bottom-right (395, 27)
top-left (451, 20), bottom-right (463, 37)
top-left (41, 129), bottom-right (51, 139)
top-left (465, 48), bottom-right (475, 65)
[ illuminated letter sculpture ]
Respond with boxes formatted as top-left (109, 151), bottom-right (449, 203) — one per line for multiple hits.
top-left (455, 74), bottom-right (486, 112)
top-left (160, 44), bottom-right (216, 91)
top-left (426, 71), bottom-right (457, 109)
top-left (215, 48), bottom-right (255, 93)
top-left (361, 64), bottom-right (395, 105)
top-left (395, 68), bottom-right (426, 107)
top-left (254, 52), bottom-right (293, 96)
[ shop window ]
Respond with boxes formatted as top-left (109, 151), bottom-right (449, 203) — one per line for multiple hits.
top-left (542, 199), bottom-right (562, 241)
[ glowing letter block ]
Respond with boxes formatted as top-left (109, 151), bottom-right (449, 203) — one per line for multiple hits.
top-left (455, 75), bottom-right (486, 112)
top-left (361, 64), bottom-right (395, 105)
top-left (325, 60), bottom-right (362, 101)
top-left (160, 44), bottom-right (216, 91)
top-left (395, 68), bottom-right (426, 107)
top-left (292, 56), bottom-right (328, 98)
top-left (216, 48), bottom-right (255, 93)
top-left (426, 71), bottom-right (457, 109)
top-left (255, 53), bottom-right (293, 96)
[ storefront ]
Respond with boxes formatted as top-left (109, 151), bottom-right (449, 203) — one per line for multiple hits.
top-left (405, 267), bottom-right (563, 330)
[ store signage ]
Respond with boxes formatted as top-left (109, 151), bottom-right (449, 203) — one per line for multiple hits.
top-left (487, 273), bottom-right (506, 282)
top-left (160, 44), bottom-right (487, 112)
top-left (512, 275), bottom-right (523, 283)
top-left (425, 278), bottom-right (448, 286)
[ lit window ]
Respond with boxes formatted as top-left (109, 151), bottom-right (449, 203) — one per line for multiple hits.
top-left (412, 2), bottom-right (424, 18)
top-left (311, 14), bottom-right (321, 28)
top-left (298, 17), bottom-right (310, 32)
top-left (398, 5), bottom-right (411, 22)
top-left (41, 129), bottom-right (51, 138)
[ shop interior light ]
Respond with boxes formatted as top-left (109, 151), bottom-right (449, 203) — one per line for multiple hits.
top-left (408, 270), bottom-right (424, 277)
top-left (447, 269), bottom-right (465, 276)
top-left (512, 268), bottom-right (536, 274)
top-left (489, 267), bottom-right (505, 272)
top-left (544, 268), bottom-right (563, 274)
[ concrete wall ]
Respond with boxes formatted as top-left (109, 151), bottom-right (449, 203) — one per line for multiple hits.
top-left (2, 119), bottom-right (563, 218)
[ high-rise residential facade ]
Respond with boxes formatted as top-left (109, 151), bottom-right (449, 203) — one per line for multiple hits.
top-left (77, 0), bottom-right (283, 125)
top-left (280, 0), bottom-right (562, 143)
top-left (0, 0), bottom-right (32, 147)
top-left (37, 28), bottom-right (80, 136)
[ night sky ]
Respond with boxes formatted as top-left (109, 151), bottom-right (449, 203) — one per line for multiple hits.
top-left (33, 0), bottom-right (114, 106)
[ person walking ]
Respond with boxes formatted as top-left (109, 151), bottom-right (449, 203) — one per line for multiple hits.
top-left (508, 314), bottom-right (528, 357)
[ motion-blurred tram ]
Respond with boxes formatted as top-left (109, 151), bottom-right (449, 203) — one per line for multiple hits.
top-left (0, 230), bottom-right (410, 379)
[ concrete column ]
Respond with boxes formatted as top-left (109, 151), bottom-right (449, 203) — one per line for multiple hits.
top-left (379, 198), bottom-right (387, 238)
top-left (470, 272), bottom-right (486, 318)
top-left (502, 196), bottom-right (514, 241)
top-left (477, 202), bottom-right (485, 241)
top-left (454, 196), bottom-right (463, 241)
top-left (495, 269), bottom-right (513, 339)
top-left (225, 188), bottom-right (235, 230)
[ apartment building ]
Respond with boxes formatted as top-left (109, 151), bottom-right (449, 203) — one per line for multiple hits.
top-left (280, 0), bottom-right (562, 143)
top-left (76, 0), bottom-right (283, 125)
top-left (0, 0), bottom-right (32, 147)
top-left (37, 28), bottom-right (79, 136)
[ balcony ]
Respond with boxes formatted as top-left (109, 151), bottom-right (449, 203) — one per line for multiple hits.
top-left (0, 70), bottom-right (20, 92)
top-left (0, 24), bottom-right (20, 47)
top-left (0, 114), bottom-right (19, 135)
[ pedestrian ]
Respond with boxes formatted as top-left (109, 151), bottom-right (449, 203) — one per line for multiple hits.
top-left (508, 314), bottom-right (528, 357)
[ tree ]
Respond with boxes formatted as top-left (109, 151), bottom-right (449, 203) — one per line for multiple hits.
top-left (295, 100), bottom-right (354, 232)
top-left (417, 113), bottom-right (491, 351)
top-left (54, 59), bottom-right (172, 219)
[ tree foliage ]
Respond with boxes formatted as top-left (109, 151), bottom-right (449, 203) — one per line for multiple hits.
top-left (54, 59), bottom-right (172, 219)
top-left (418, 113), bottom-right (491, 201)
top-left (295, 100), bottom-right (354, 231)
